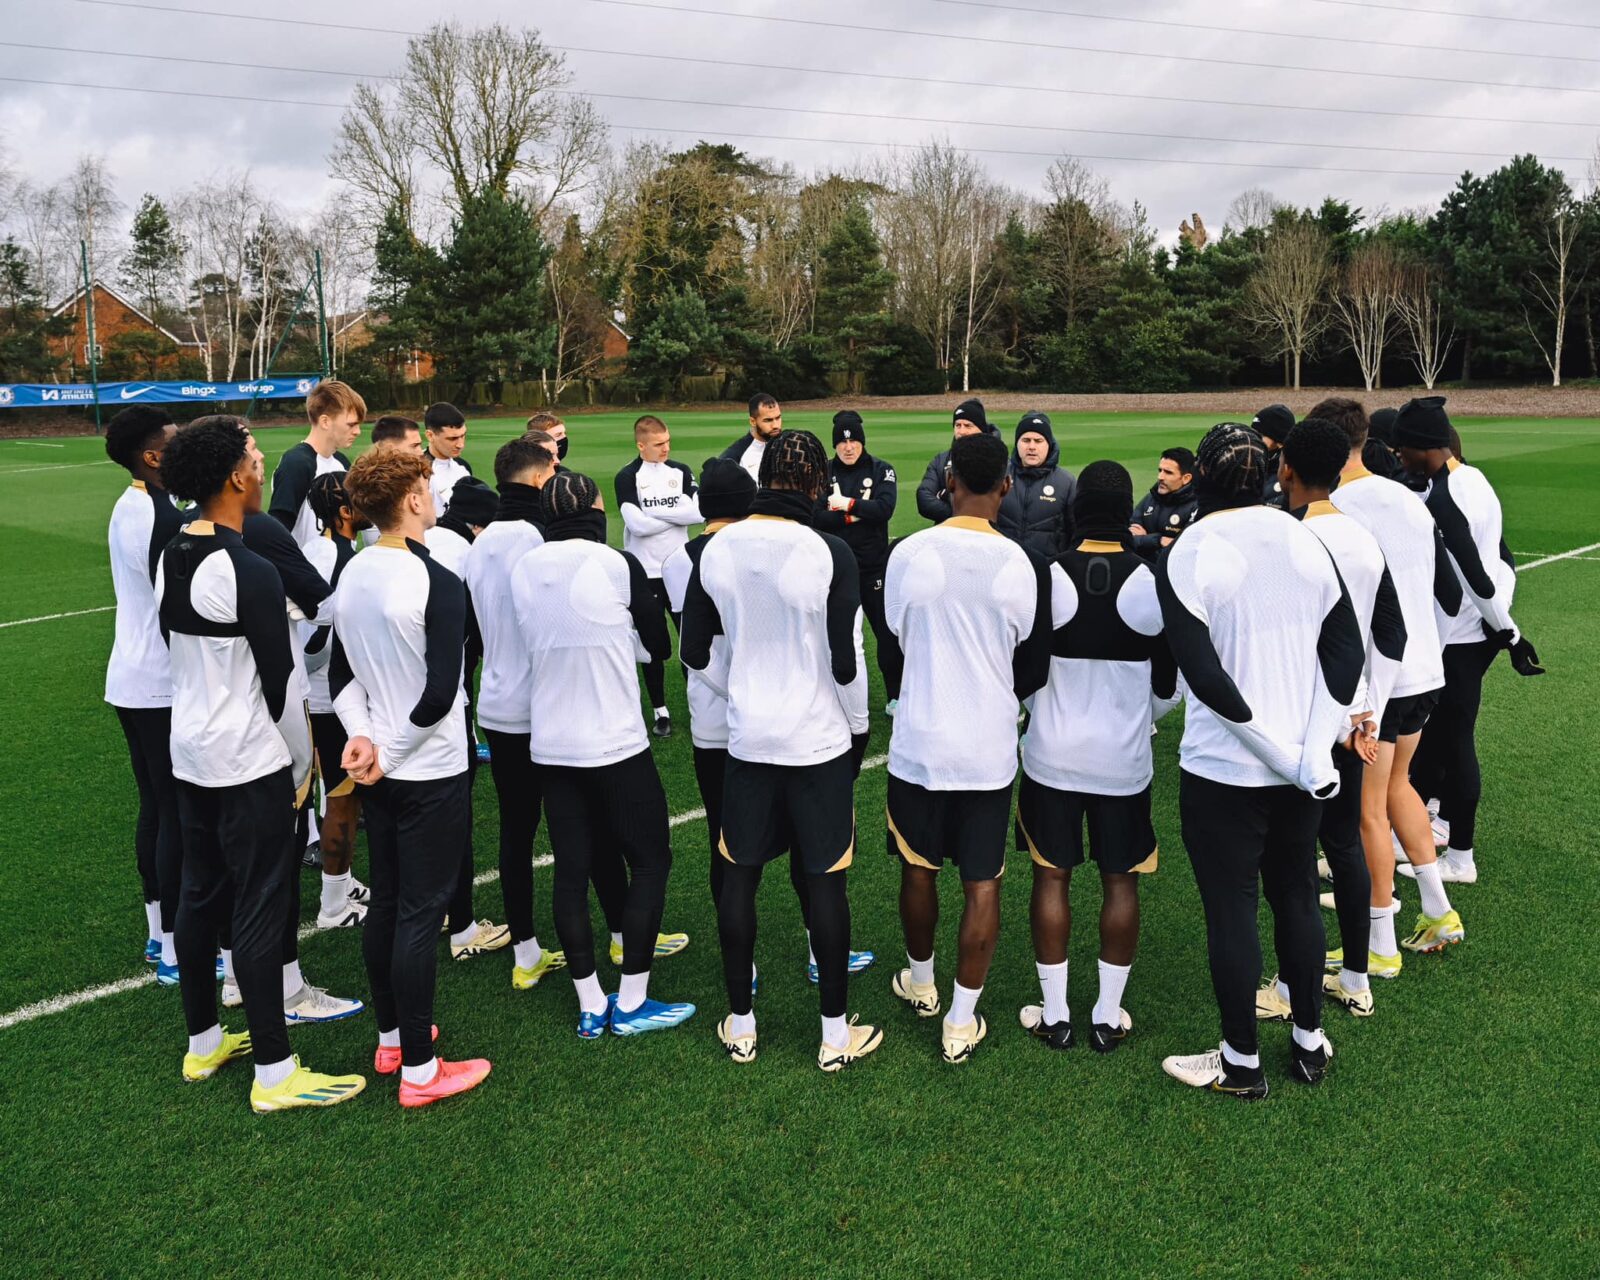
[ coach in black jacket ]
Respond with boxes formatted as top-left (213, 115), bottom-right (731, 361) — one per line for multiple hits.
top-left (1130, 446), bottom-right (1199, 561)
top-left (816, 410), bottom-right (902, 703)
top-left (999, 411), bottom-right (1076, 559)
top-left (916, 398), bottom-right (1000, 523)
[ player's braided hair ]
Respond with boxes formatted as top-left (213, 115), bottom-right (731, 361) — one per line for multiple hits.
top-left (757, 428), bottom-right (827, 497)
top-left (1194, 422), bottom-right (1266, 505)
top-left (308, 471), bottom-right (352, 534)
top-left (541, 469), bottom-right (599, 521)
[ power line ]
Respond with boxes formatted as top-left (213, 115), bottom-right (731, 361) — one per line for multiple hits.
top-left (5, 40), bottom-right (1588, 162)
top-left (69, 0), bottom-right (1600, 98)
top-left (582, 0), bottom-right (1600, 97)
top-left (0, 74), bottom-right (1480, 177)
top-left (52, 1), bottom-right (1600, 130)
top-left (923, 0), bottom-right (1600, 64)
top-left (1297, 0), bottom-right (1600, 32)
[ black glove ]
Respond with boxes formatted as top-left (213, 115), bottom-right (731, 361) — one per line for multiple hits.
top-left (1481, 623), bottom-right (1514, 650)
top-left (1509, 636), bottom-right (1544, 677)
top-left (850, 730), bottom-right (871, 777)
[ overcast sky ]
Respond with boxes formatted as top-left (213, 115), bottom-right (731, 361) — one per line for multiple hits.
top-left (2, 0), bottom-right (1597, 239)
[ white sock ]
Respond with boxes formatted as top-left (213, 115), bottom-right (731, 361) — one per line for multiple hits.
top-left (1413, 860), bottom-right (1453, 918)
top-left (806, 930), bottom-right (816, 968)
top-left (730, 1010), bottom-right (756, 1037)
top-left (1340, 967), bottom-right (1370, 993)
top-left (221, 948), bottom-right (234, 982)
top-left (1446, 845), bottom-right (1475, 865)
top-left (653, 706), bottom-right (669, 720)
top-left (188, 1024), bottom-right (222, 1057)
top-left (1292, 1024), bottom-right (1326, 1052)
top-left (617, 969), bottom-right (650, 1013)
top-left (909, 951), bottom-right (935, 987)
top-left (573, 971), bottom-right (608, 1016)
top-left (513, 939), bottom-right (541, 970)
top-left (378, 1027), bottom-right (400, 1048)
top-left (400, 1057), bottom-right (438, 1087)
top-left (144, 901), bottom-right (161, 939)
top-left (161, 931), bottom-right (176, 967)
top-left (450, 922), bottom-right (478, 948)
top-left (1369, 903), bottom-right (1398, 956)
top-left (1275, 977), bottom-right (1291, 1003)
top-left (610, 931), bottom-right (623, 950)
top-left (282, 960), bottom-right (304, 1000)
top-left (1093, 960), bottom-right (1131, 1028)
top-left (320, 870), bottom-right (352, 915)
top-left (946, 981), bottom-right (982, 1028)
top-left (821, 1013), bottom-right (849, 1048)
top-left (1035, 960), bottom-right (1068, 1025)
top-left (254, 1055), bottom-right (296, 1088)
top-left (1221, 1040), bottom-right (1259, 1070)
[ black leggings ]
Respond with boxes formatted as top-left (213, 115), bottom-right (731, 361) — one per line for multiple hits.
top-left (640, 578), bottom-right (680, 709)
top-left (484, 728), bottom-right (540, 943)
top-left (363, 772), bottom-right (469, 1068)
top-left (694, 743), bottom-right (812, 921)
top-left (545, 749), bottom-right (672, 980)
top-left (719, 864), bottom-right (848, 1018)
top-left (1319, 746), bottom-right (1369, 973)
top-left (859, 571), bottom-right (902, 701)
top-left (116, 706), bottom-right (182, 932)
top-left (1179, 770), bottom-right (1325, 1056)
top-left (175, 770), bottom-right (296, 1066)
top-left (1412, 639), bottom-right (1497, 851)
top-left (447, 705), bottom-right (480, 937)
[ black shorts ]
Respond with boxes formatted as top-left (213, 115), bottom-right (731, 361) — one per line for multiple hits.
top-left (886, 772), bottom-right (1012, 882)
top-left (1379, 688), bottom-right (1440, 743)
top-left (311, 712), bottom-right (353, 798)
top-left (720, 750), bottom-right (856, 876)
top-left (1015, 772), bottom-right (1158, 876)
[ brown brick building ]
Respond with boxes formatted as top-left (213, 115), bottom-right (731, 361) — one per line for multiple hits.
top-left (49, 282), bottom-right (200, 381)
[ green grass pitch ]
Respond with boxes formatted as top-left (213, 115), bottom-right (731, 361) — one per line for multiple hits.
top-left (0, 408), bottom-right (1596, 1277)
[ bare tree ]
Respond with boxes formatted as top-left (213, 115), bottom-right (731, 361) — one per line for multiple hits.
top-left (877, 141), bottom-right (1002, 384)
top-left (15, 181), bottom-right (69, 304)
top-left (304, 198), bottom-right (373, 373)
top-left (540, 208), bottom-right (612, 401)
top-left (1037, 157), bottom-right (1124, 333)
top-left (176, 173), bottom-right (262, 381)
top-left (958, 186), bottom-right (1015, 392)
top-left (331, 22), bottom-right (607, 237)
top-left (1523, 197), bottom-right (1588, 388)
top-left (1394, 261), bottom-right (1453, 390)
top-left (1242, 221), bottom-right (1334, 389)
top-left (1331, 238), bottom-right (1404, 391)
top-left (66, 155), bottom-right (124, 284)
top-left (743, 169), bottom-right (810, 350)
top-left (1226, 186), bottom-right (1286, 233)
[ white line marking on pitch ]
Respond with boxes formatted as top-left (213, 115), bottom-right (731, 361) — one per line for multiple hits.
top-left (0, 459), bottom-right (112, 475)
top-left (1515, 542), bottom-right (1600, 571)
top-left (0, 755), bottom-right (891, 1030)
top-left (0, 605), bottom-right (116, 628)
top-left (9, 441), bottom-right (65, 448)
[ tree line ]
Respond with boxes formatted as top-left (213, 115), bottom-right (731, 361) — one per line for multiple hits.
top-left (0, 20), bottom-right (1595, 403)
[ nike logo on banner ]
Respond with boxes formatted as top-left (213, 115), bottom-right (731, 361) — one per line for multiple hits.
top-left (119, 386), bottom-right (157, 400)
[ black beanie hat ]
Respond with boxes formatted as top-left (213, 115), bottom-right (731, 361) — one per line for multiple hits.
top-left (1252, 404), bottom-right (1295, 445)
top-left (832, 410), bottom-right (866, 447)
top-left (953, 398), bottom-right (991, 434)
top-left (444, 476), bottom-right (498, 528)
top-left (1015, 410), bottom-right (1054, 447)
top-left (697, 456), bottom-right (756, 521)
top-left (1368, 407), bottom-right (1399, 446)
top-left (1391, 396), bottom-right (1451, 450)
top-left (542, 470), bottom-right (600, 522)
top-left (1072, 459), bottom-right (1133, 538)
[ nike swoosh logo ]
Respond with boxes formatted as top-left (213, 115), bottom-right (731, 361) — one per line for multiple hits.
top-left (119, 386), bottom-right (157, 400)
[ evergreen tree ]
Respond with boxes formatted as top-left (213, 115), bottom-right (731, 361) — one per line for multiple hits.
top-left (118, 194), bottom-right (185, 322)
top-left (813, 200), bottom-right (897, 387)
top-left (427, 189), bottom-right (553, 394)
top-left (624, 284), bottom-right (721, 395)
top-left (0, 240), bottom-right (71, 380)
top-left (366, 202), bottom-right (439, 383)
